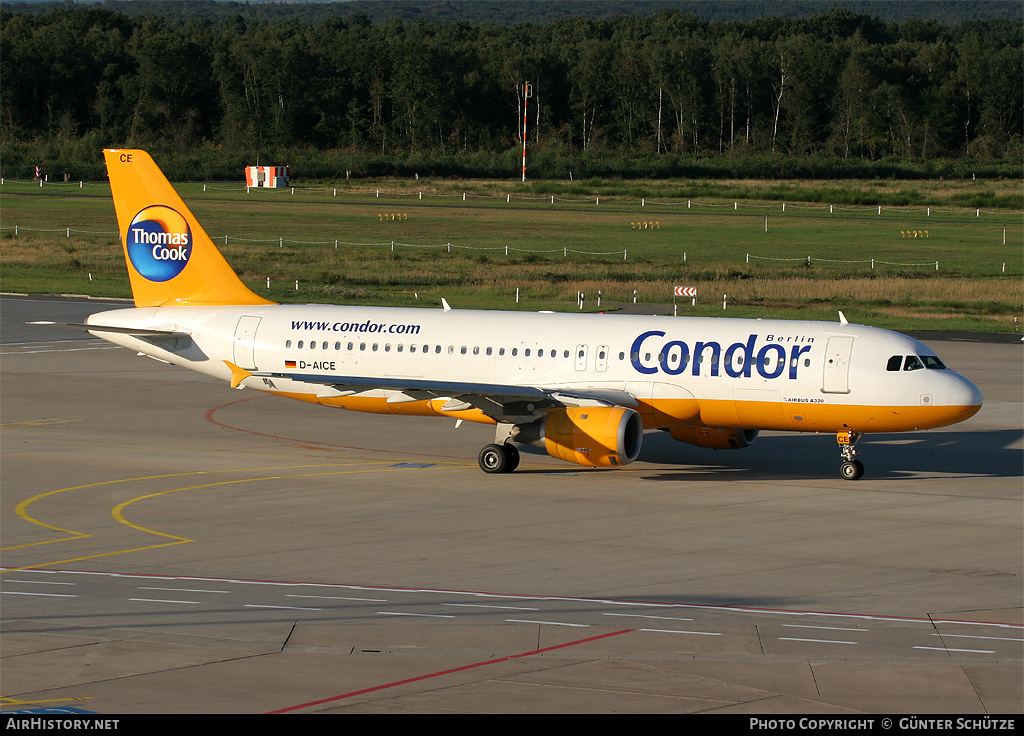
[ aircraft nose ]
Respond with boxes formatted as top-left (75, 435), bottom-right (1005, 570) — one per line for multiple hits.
top-left (946, 373), bottom-right (983, 422)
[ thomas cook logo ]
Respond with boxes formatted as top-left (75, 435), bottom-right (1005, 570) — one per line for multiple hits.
top-left (126, 205), bottom-right (192, 282)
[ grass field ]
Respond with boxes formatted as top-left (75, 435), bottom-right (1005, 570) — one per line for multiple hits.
top-left (2, 177), bottom-right (1021, 332)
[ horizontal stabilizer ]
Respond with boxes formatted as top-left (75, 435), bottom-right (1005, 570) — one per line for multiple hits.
top-left (29, 321), bottom-right (190, 338)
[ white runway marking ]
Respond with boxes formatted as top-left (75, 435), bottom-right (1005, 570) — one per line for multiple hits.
top-left (604, 612), bottom-right (694, 622)
top-left (779, 637), bottom-right (858, 645)
top-left (245, 604), bottom-right (321, 611)
top-left (2, 590), bottom-right (77, 598)
top-left (287, 594), bottom-right (388, 602)
top-left (914, 646), bottom-right (995, 654)
top-left (129, 598), bottom-right (200, 605)
top-left (934, 633), bottom-right (1024, 642)
top-left (138, 586), bottom-right (230, 594)
top-left (443, 603), bottom-right (540, 611)
top-left (783, 623), bottom-right (868, 632)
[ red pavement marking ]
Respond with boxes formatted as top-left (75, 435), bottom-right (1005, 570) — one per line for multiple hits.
top-left (268, 628), bottom-right (635, 713)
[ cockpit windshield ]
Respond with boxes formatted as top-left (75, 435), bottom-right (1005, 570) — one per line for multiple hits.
top-left (886, 354), bottom-right (947, 371)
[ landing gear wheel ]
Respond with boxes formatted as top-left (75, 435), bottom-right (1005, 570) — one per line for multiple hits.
top-left (479, 444), bottom-right (509, 474)
top-left (502, 443), bottom-right (520, 472)
top-left (840, 459), bottom-right (864, 481)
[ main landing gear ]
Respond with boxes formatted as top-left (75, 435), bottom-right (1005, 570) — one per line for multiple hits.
top-left (837, 430), bottom-right (864, 480)
top-left (478, 443), bottom-right (520, 474)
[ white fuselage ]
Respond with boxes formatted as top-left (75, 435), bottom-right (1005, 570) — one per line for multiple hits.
top-left (86, 304), bottom-right (982, 436)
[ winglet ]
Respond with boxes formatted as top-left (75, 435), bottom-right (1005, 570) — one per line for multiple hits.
top-left (224, 360), bottom-right (253, 389)
top-left (838, 311), bottom-right (849, 326)
top-left (442, 298), bottom-right (452, 312)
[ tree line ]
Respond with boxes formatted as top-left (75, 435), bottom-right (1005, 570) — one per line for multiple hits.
top-left (1, 6), bottom-right (1020, 180)
top-left (7, 2), bottom-right (1022, 28)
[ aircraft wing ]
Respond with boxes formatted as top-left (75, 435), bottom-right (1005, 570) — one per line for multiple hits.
top-left (244, 367), bottom-right (637, 422)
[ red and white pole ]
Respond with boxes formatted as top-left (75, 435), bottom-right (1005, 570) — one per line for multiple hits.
top-left (521, 81), bottom-right (532, 182)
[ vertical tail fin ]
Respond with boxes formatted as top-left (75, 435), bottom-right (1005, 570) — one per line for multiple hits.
top-left (103, 149), bottom-right (275, 307)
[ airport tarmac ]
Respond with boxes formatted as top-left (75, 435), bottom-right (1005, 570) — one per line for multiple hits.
top-left (1, 295), bottom-right (1021, 714)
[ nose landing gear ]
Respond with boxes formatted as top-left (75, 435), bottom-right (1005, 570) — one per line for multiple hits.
top-left (838, 431), bottom-right (864, 480)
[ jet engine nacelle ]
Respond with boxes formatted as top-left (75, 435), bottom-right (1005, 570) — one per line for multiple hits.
top-left (514, 406), bottom-right (643, 468)
top-left (669, 426), bottom-right (759, 450)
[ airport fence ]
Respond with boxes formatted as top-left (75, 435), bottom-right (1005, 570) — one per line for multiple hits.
top-left (4, 222), bottom-right (1018, 275)
top-left (3, 176), bottom-right (1020, 220)
top-left (2, 177), bottom-right (1019, 276)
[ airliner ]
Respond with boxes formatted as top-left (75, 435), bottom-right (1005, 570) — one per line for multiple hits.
top-left (43, 150), bottom-right (983, 479)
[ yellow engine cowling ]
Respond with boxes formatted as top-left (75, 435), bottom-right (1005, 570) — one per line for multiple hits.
top-left (668, 426), bottom-right (759, 449)
top-left (515, 407), bottom-right (643, 468)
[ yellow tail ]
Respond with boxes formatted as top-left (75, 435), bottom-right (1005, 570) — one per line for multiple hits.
top-left (103, 149), bottom-right (275, 307)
